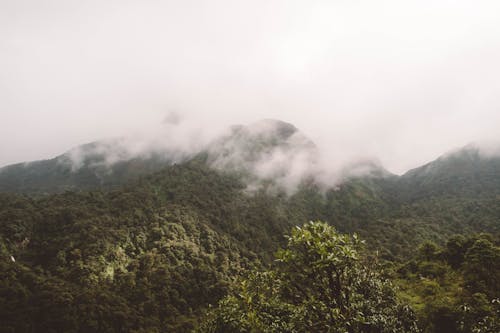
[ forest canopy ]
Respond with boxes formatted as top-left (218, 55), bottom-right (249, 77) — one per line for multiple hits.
top-left (200, 221), bottom-right (420, 333)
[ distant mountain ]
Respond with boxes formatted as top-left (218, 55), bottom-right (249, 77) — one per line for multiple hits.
top-left (1, 120), bottom-right (500, 247)
top-left (0, 139), bottom-right (181, 193)
top-left (2, 121), bottom-right (500, 221)
top-left (398, 144), bottom-right (500, 200)
top-left (0, 119), bottom-right (320, 194)
top-left (208, 119), bottom-right (317, 168)
top-left (2, 120), bottom-right (500, 214)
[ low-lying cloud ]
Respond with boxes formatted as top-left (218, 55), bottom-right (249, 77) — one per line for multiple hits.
top-left (2, 0), bottom-right (500, 178)
top-left (55, 117), bottom-right (391, 194)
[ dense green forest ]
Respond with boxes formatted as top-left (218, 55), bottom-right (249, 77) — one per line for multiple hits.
top-left (0, 122), bottom-right (499, 332)
top-left (1, 157), bottom-right (499, 332)
top-left (396, 233), bottom-right (499, 332)
top-left (199, 221), bottom-right (421, 333)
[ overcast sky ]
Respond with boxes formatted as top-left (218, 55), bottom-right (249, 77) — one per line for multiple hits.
top-left (1, 0), bottom-right (500, 174)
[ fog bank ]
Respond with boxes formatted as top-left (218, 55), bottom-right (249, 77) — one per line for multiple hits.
top-left (2, 0), bottom-right (500, 174)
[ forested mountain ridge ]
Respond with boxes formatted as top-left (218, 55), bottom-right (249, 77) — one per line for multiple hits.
top-left (3, 121), bottom-right (497, 248)
top-left (0, 119), bottom-right (318, 194)
top-left (0, 139), bottom-right (184, 194)
top-left (397, 144), bottom-right (500, 201)
top-left (0, 120), bottom-right (499, 332)
top-left (2, 120), bottom-right (500, 205)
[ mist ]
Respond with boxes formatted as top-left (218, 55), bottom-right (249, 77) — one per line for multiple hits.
top-left (2, 0), bottom-right (500, 176)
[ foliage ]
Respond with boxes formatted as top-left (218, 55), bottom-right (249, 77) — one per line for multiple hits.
top-left (200, 222), bottom-right (420, 333)
top-left (1, 149), bottom-right (500, 332)
top-left (396, 234), bottom-right (500, 333)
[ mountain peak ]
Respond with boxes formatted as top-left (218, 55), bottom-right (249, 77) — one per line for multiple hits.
top-left (399, 142), bottom-right (500, 199)
top-left (244, 119), bottom-right (298, 138)
top-left (225, 119), bottom-right (300, 145)
top-left (205, 119), bottom-right (318, 190)
top-left (214, 119), bottom-right (314, 154)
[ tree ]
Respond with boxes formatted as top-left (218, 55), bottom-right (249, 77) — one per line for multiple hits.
top-left (459, 296), bottom-right (500, 333)
top-left (199, 221), bottom-right (420, 332)
top-left (463, 239), bottom-right (500, 297)
top-left (444, 235), bottom-right (467, 269)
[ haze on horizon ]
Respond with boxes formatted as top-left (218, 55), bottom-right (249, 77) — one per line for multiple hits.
top-left (1, 0), bottom-right (500, 174)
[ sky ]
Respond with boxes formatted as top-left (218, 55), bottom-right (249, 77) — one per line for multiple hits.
top-left (1, 0), bottom-right (500, 174)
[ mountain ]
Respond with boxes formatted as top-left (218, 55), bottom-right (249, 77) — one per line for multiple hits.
top-left (0, 120), bottom-right (499, 332)
top-left (398, 144), bottom-right (500, 200)
top-left (0, 139), bottom-right (182, 193)
top-left (0, 119), bottom-right (319, 194)
top-left (208, 119), bottom-right (317, 170)
top-left (1, 121), bottom-right (499, 244)
top-left (1, 121), bottom-right (499, 242)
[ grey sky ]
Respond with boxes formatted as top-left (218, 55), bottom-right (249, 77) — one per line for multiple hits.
top-left (1, 0), bottom-right (500, 174)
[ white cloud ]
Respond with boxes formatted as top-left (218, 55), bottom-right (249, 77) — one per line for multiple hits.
top-left (1, 0), bottom-right (500, 175)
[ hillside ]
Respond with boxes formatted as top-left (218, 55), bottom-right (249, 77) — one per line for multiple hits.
top-left (1, 122), bottom-right (499, 257)
top-left (0, 139), bottom-right (180, 194)
top-left (398, 144), bottom-right (500, 200)
top-left (0, 119), bottom-right (318, 194)
top-left (0, 121), bottom-right (499, 332)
